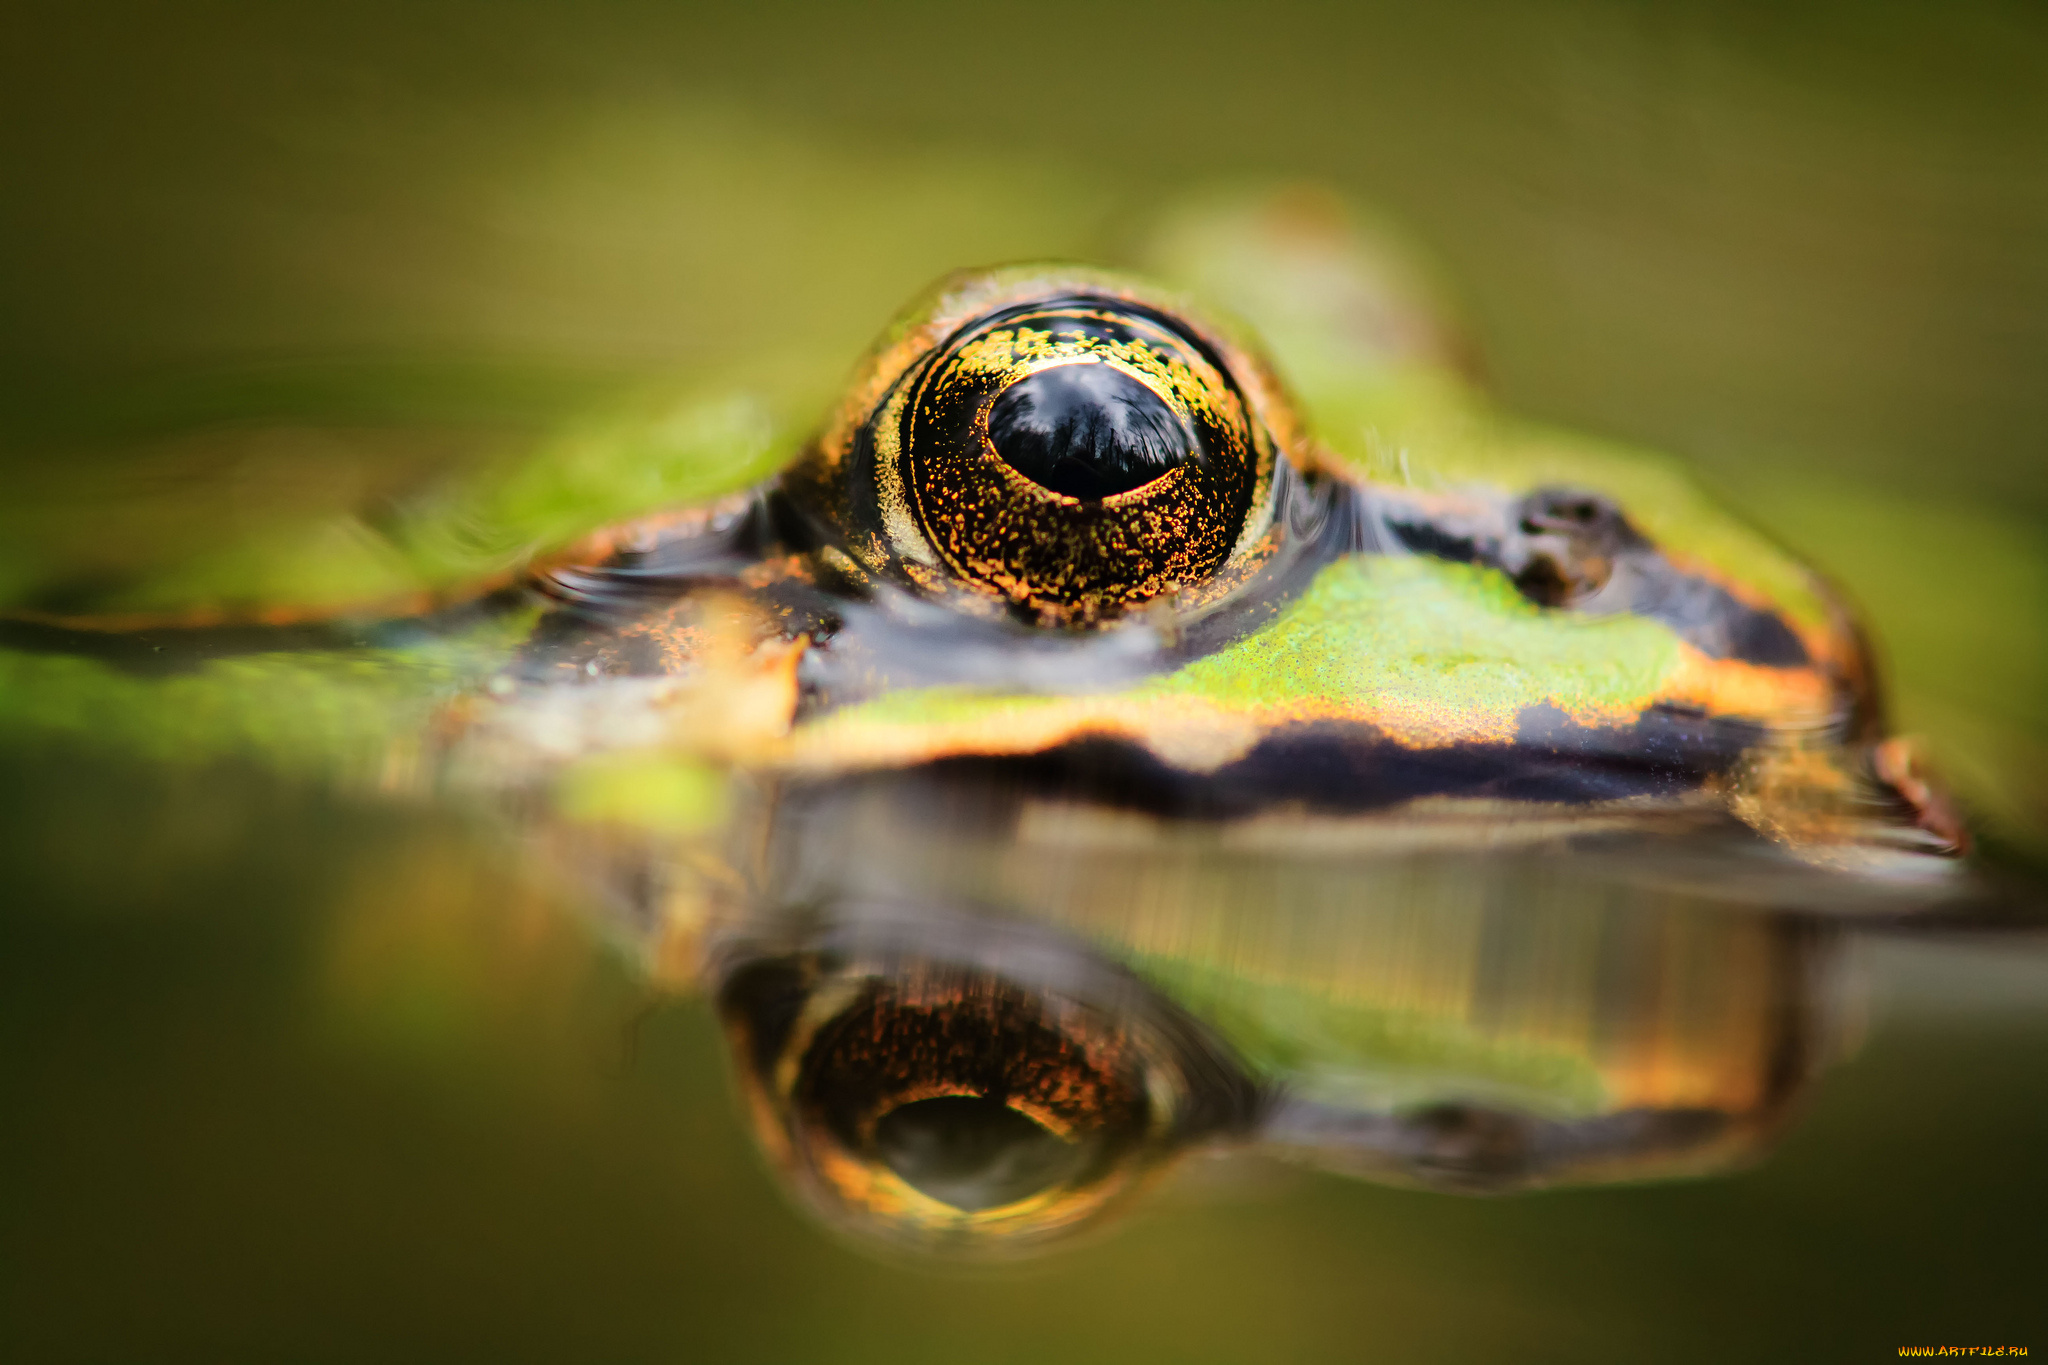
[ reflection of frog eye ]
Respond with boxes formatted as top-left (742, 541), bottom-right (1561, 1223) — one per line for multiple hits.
top-left (718, 949), bottom-right (1251, 1254)
top-left (795, 273), bottom-right (1297, 627)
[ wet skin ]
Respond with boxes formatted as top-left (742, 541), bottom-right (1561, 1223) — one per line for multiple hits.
top-left (0, 194), bottom-right (1992, 1256)
top-left (513, 255), bottom-right (1959, 876)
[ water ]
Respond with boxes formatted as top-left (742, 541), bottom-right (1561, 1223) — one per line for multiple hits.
top-left (5, 746), bottom-right (2045, 1361)
top-left (4, 2), bottom-right (2047, 1360)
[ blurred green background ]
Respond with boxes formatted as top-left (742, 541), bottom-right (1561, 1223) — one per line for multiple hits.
top-left (3, 1), bottom-right (2046, 1360)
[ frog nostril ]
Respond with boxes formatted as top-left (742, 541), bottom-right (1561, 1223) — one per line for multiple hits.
top-left (1524, 491), bottom-right (1613, 533)
top-left (987, 362), bottom-right (1197, 501)
top-left (873, 1095), bottom-right (1091, 1212)
top-left (1515, 489), bottom-right (1645, 562)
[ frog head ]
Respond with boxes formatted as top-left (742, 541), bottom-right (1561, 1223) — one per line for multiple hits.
top-left (524, 232), bottom-right (1960, 876)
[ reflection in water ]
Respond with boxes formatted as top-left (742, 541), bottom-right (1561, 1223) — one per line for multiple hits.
top-left (601, 769), bottom-right (1862, 1255)
top-left (721, 926), bottom-right (1248, 1250)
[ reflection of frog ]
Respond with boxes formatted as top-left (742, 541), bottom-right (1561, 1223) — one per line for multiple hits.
top-left (703, 767), bottom-right (1856, 1256)
top-left (0, 189), bottom-right (1986, 1258)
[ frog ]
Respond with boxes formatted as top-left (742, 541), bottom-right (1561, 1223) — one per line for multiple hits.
top-left (467, 197), bottom-right (1978, 1254)
top-left (471, 226), bottom-right (1963, 879)
top-left (0, 186), bottom-right (1984, 1259)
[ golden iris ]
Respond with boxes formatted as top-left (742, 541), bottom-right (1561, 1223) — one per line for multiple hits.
top-left (794, 269), bottom-right (1294, 626)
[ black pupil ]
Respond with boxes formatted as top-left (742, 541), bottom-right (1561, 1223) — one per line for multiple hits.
top-left (872, 1095), bottom-right (1089, 1212)
top-left (986, 362), bottom-right (1195, 501)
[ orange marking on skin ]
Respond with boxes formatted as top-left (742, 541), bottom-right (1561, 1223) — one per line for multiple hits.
top-left (1659, 646), bottom-right (1840, 732)
top-left (775, 695), bottom-right (1252, 773)
top-left (611, 610), bottom-right (712, 674)
top-left (779, 689), bottom-right (1562, 776)
top-left (738, 554), bottom-right (815, 589)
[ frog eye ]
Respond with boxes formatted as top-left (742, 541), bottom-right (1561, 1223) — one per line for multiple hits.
top-left (717, 949), bottom-right (1232, 1254)
top-left (800, 275), bottom-right (1293, 627)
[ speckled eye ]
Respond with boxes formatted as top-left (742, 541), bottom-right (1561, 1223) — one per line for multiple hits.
top-left (717, 942), bottom-right (1249, 1255)
top-left (795, 271), bottom-right (1297, 627)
